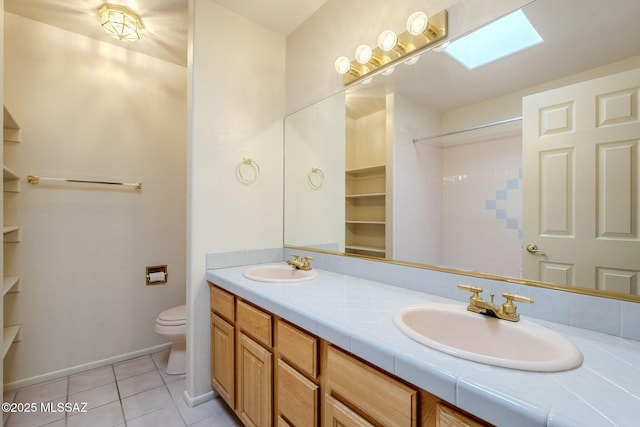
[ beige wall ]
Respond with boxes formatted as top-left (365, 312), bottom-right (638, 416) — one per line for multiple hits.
top-left (186, 0), bottom-right (285, 401)
top-left (3, 13), bottom-right (187, 385)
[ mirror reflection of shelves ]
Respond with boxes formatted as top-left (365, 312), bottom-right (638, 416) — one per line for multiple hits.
top-left (3, 106), bottom-right (22, 360)
top-left (345, 98), bottom-right (391, 258)
top-left (346, 165), bottom-right (386, 256)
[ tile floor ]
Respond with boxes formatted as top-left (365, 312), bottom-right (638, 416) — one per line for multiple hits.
top-left (3, 350), bottom-right (242, 427)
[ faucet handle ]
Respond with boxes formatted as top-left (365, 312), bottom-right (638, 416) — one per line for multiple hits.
top-left (303, 256), bottom-right (313, 268)
top-left (290, 253), bottom-right (300, 260)
top-left (457, 284), bottom-right (484, 302)
top-left (458, 284), bottom-right (483, 294)
top-left (501, 293), bottom-right (534, 315)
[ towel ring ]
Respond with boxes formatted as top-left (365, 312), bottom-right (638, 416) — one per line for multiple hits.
top-left (307, 167), bottom-right (325, 190)
top-left (237, 157), bottom-right (260, 184)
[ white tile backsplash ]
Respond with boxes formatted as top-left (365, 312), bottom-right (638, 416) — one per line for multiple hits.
top-left (206, 247), bottom-right (640, 341)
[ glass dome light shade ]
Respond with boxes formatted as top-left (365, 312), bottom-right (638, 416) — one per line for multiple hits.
top-left (378, 30), bottom-right (398, 51)
top-left (99, 4), bottom-right (141, 42)
top-left (407, 11), bottom-right (429, 36)
top-left (355, 44), bottom-right (373, 64)
top-left (334, 56), bottom-right (352, 74)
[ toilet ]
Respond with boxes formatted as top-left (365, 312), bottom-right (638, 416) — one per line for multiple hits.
top-left (155, 304), bottom-right (187, 375)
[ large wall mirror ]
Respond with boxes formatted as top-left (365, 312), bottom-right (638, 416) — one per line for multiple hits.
top-left (284, 0), bottom-right (640, 301)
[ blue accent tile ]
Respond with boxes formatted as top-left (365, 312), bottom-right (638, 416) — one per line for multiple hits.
top-left (496, 189), bottom-right (507, 200)
top-left (506, 218), bottom-right (518, 229)
top-left (496, 209), bottom-right (507, 219)
top-left (507, 179), bottom-right (519, 190)
top-left (485, 199), bottom-right (496, 209)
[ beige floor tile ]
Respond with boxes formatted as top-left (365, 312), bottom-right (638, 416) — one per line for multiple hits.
top-left (188, 403), bottom-right (242, 427)
top-left (68, 381), bottom-right (119, 410)
top-left (175, 395), bottom-right (227, 426)
top-left (13, 378), bottom-right (67, 404)
top-left (113, 356), bottom-right (156, 380)
top-left (66, 400), bottom-right (124, 427)
top-left (167, 378), bottom-right (187, 401)
top-left (126, 404), bottom-right (186, 427)
top-left (5, 397), bottom-right (66, 427)
top-left (117, 370), bottom-right (164, 398)
top-left (121, 385), bottom-right (173, 420)
top-left (68, 366), bottom-right (115, 394)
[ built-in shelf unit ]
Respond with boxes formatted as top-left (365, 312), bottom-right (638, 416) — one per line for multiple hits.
top-left (3, 106), bottom-right (22, 359)
top-left (345, 99), bottom-right (392, 258)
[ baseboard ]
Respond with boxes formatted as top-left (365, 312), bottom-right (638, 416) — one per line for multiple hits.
top-left (183, 389), bottom-right (216, 408)
top-left (3, 343), bottom-right (172, 392)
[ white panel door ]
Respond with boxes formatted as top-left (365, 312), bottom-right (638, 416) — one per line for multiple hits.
top-left (522, 68), bottom-right (640, 293)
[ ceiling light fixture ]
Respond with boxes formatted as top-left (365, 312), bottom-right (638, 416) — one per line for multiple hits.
top-left (98, 4), bottom-right (142, 42)
top-left (334, 9), bottom-right (448, 85)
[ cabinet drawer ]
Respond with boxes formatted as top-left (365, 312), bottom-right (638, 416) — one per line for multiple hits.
top-left (277, 359), bottom-right (318, 427)
top-left (325, 345), bottom-right (417, 427)
top-left (210, 285), bottom-right (234, 323)
top-left (276, 320), bottom-right (318, 379)
top-left (324, 394), bottom-right (374, 427)
top-left (237, 299), bottom-right (272, 348)
top-left (436, 404), bottom-right (487, 427)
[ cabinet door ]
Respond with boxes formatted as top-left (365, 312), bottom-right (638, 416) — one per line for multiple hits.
top-left (211, 313), bottom-right (235, 408)
top-left (237, 332), bottom-right (273, 427)
top-left (324, 395), bottom-right (374, 427)
top-left (277, 359), bottom-right (318, 427)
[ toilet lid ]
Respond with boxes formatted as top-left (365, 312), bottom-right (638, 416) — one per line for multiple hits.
top-left (158, 304), bottom-right (186, 326)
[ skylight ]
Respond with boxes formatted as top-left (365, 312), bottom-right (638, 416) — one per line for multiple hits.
top-left (444, 9), bottom-right (543, 70)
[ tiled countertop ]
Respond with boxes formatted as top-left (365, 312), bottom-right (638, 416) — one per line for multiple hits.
top-left (206, 264), bottom-right (640, 427)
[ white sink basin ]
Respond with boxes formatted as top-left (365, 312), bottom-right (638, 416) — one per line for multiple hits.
top-left (243, 264), bottom-right (318, 283)
top-left (394, 303), bottom-right (583, 372)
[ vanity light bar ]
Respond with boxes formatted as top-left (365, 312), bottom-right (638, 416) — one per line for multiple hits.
top-left (335, 9), bottom-right (448, 85)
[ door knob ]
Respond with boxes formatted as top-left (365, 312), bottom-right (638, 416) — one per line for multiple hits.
top-left (526, 243), bottom-right (545, 256)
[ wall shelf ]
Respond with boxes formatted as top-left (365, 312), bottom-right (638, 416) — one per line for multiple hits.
top-left (345, 164), bottom-right (385, 175)
top-left (3, 276), bottom-right (20, 296)
top-left (3, 165), bottom-right (20, 192)
top-left (3, 107), bottom-right (22, 144)
top-left (2, 325), bottom-right (21, 358)
top-left (346, 220), bottom-right (386, 225)
top-left (3, 105), bottom-right (23, 363)
top-left (345, 105), bottom-right (390, 259)
top-left (345, 244), bottom-right (386, 255)
top-left (345, 193), bottom-right (385, 199)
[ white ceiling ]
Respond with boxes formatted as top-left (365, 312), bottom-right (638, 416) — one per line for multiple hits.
top-left (4, 0), bottom-right (328, 67)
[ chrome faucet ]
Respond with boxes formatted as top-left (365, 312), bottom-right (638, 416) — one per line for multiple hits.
top-left (458, 284), bottom-right (533, 322)
top-left (286, 254), bottom-right (313, 271)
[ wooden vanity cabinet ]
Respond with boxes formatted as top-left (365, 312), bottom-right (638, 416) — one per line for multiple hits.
top-left (210, 286), bottom-right (235, 408)
top-left (275, 319), bottom-right (320, 427)
top-left (209, 283), bottom-right (491, 427)
top-left (236, 299), bottom-right (274, 427)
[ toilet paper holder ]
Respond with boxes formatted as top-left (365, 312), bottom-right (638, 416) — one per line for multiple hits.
top-left (146, 265), bottom-right (168, 285)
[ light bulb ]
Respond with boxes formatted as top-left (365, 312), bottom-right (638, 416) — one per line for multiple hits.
top-left (381, 66), bottom-right (395, 76)
top-left (378, 30), bottom-right (398, 51)
top-left (355, 44), bottom-right (373, 64)
top-left (404, 55), bottom-right (420, 65)
top-left (334, 56), bottom-right (351, 74)
top-left (407, 11), bottom-right (429, 36)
